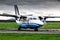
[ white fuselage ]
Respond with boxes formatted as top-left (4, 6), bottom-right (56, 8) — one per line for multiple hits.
top-left (16, 16), bottom-right (44, 26)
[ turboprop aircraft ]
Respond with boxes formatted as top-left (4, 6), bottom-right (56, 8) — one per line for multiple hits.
top-left (0, 5), bottom-right (60, 31)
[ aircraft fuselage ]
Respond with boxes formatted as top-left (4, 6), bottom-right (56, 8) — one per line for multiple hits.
top-left (16, 16), bottom-right (44, 30)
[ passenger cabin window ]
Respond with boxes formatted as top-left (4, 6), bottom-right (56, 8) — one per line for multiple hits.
top-left (33, 18), bottom-right (36, 20)
top-left (29, 18), bottom-right (37, 20)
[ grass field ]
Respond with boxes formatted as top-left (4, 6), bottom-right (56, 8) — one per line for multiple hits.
top-left (0, 22), bottom-right (60, 29)
top-left (0, 22), bottom-right (60, 40)
top-left (41, 22), bottom-right (60, 29)
top-left (0, 22), bottom-right (17, 29)
top-left (0, 33), bottom-right (60, 40)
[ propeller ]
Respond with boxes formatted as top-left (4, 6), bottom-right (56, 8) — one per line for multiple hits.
top-left (39, 15), bottom-right (60, 23)
top-left (0, 5), bottom-right (21, 21)
top-left (14, 5), bottom-right (20, 17)
top-left (14, 5), bottom-right (21, 20)
top-left (14, 5), bottom-right (27, 20)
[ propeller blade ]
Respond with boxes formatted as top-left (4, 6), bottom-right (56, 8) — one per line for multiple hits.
top-left (14, 5), bottom-right (21, 20)
top-left (14, 5), bottom-right (20, 17)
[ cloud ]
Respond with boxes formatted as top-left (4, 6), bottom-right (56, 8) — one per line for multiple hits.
top-left (0, 0), bottom-right (60, 5)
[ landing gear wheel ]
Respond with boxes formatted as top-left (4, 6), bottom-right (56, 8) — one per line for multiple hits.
top-left (34, 28), bottom-right (38, 31)
top-left (18, 27), bottom-right (21, 31)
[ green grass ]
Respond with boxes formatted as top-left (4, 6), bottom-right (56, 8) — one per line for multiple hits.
top-left (0, 22), bottom-right (18, 29)
top-left (0, 22), bottom-right (60, 29)
top-left (0, 22), bottom-right (60, 40)
top-left (41, 22), bottom-right (60, 29)
top-left (0, 33), bottom-right (60, 40)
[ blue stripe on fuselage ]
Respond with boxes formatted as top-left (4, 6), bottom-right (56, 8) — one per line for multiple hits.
top-left (20, 23), bottom-right (42, 28)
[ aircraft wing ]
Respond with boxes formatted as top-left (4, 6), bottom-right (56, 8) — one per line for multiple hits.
top-left (44, 16), bottom-right (60, 18)
top-left (43, 16), bottom-right (60, 20)
top-left (39, 16), bottom-right (60, 19)
top-left (0, 20), bottom-right (15, 22)
top-left (0, 16), bottom-right (16, 22)
top-left (39, 16), bottom-right (60, 21)
top-left (0, 13), bottom-right (18, 18)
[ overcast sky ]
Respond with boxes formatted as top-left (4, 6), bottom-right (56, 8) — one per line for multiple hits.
top-left (0, 0), bottom-right (60, 20)
top-left (0, 0), bottom-right (60, 16)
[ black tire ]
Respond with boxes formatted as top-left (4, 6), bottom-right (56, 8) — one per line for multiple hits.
top-left (34, 28), bottom-right (38, 31)
top-left (18, 27), bottom-right (21, 31)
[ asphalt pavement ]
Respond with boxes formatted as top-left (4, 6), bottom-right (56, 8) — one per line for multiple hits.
top-left (0, 28), bottom-right (60, 34)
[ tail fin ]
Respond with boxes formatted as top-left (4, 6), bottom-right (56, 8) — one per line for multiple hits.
top-left (14, 5), bottom-right (20, 16)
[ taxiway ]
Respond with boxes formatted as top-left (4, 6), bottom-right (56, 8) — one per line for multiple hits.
top-left (0, 28), bottom-right (60, 34)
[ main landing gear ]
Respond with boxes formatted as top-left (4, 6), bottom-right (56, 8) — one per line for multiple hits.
top-left (34, 28), bottom-right (38, 31)
top-left (18, 27), bottom-right (21, 31)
